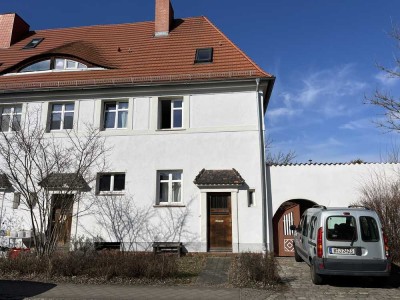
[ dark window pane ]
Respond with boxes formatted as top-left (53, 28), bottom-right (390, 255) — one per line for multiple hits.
top-left (195, 48), bottom-right (213, 63)
top-left (105, 102), bottom-right (116, 111)
top-left (161, 100), bottom-right (171, 129)
top-left (64, 112), bottom-right (74, 129)
top-left (12, 115), bottom-right (21, 131)
top-left (20, 60), bottom-right (51, 72)
top-left (173, 100), bottom-right (182, 108)
top-left (119, 102), bottom-right (128, 109)
top-left (1, 115), bottom-right (10, 132)
top-left (159, 172), bottom-right (169, 180)
top-left (50, 113), bottom-right (61, 130)
top-left (160, 182), bottom-right (169, 202)
top-left (104, 111), bottom-right (115, 128)
top-left (360, 216), bottom-right (380, 242)
top-left (113, 174), bottom-right (125, 191)
top-left (173, 109), bottom-right (182, 128)
top-left (52, 104), bottom-right (63, 112)
top-left (65, 103), bottom-right (75, 111)
top-left (326, 216), bottom-right (357, 241)
top-left (99, 175), bottom-right (111, 192)
top-left (172, 172), bottom-right (181, 180)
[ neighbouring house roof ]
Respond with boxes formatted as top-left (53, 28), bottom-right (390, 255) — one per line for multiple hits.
top-left (0, 16), bottom-right (272, 92)
top-left (194, 168), bottom-right (245, 186)
top-left (0, 174), bottom-right (11, 189)
top-left (39, 173), bottom-right (90, 190)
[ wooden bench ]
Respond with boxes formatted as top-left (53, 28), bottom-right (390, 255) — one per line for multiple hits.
top-left (94, 242), bottom-right (121, 251)
top-left (152, 242), bottom-right (182, 256)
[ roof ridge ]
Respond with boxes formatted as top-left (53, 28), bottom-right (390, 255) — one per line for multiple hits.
top-left (202, 16), bottom-right (272, 78)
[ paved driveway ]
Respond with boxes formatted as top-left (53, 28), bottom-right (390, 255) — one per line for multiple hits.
top-left (272, 257), bottom-right (400, 299)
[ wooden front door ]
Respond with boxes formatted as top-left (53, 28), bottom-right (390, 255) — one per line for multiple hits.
top-left (50, 194), bottom-right (74, 246)
top-left (273, 202), bottom-right (300, 256)
top-left (208, 193), bottom-right (232, 251)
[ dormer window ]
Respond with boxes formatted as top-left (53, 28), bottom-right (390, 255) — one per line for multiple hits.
top-left (18, 57), bottom-right (89, 73)
top-left (23, 38), bottom-right (44, 49)
top-left (194, 48), bottom-right (213, 63)
top-left (55, 59), bottom-right (87, 70)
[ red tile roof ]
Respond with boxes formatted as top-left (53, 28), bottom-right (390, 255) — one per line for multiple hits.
top-left (0, 16), bottom-right (272, 92)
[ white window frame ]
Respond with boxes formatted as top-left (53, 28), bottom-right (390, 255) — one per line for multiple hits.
top-left (159, 99), bottom-right (183, 129)
top-left (54, 58), bottom-right (87, 70)
top-left (103, 101), bottom-right (129, 129)
top-left (0, 105), bottom-right (22, 132)
top-left (49, 102), bottom-right (75, 131)
top-left (157, 170), bottom-right (183, 205)
top-left (97, 173), bottom-right (126, 194)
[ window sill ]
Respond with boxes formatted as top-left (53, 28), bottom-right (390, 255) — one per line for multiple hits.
top-left (153, 204), bottom-right (186, 208)
top-left (97, 191), bottom-right (125, 196)
top-left (156, 128), bottom-right (185, 132)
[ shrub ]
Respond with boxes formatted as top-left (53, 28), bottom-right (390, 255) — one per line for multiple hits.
top-left (355, 175), bottom-right (400, 262)
top-left (0, 251), bottom-right (178, 280)
top-left (229, 252), bottom-right (280, 288)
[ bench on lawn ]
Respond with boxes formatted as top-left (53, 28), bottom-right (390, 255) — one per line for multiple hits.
top-left (152, 242), bottom-right (182, 256)
top-left (94, 242), bottom-right (121, 251)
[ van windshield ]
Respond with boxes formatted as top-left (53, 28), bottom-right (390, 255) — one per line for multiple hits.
top-left (360, 216), bottom-right (380, 242)
top-left (326, 216), bottom-right (357, 242)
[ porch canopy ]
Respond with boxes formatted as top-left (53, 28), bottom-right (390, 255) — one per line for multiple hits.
top-left (193, 168), bottom-right (245, 186)
top-left (39, 173), bottom-right (90, 191)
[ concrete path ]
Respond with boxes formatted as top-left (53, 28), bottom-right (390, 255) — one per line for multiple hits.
top-left (196, 257), bottom-right (231, 286)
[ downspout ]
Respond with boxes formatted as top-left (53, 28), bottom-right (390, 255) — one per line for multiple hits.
top-left (0, 191), bottom-right (5, 230)
top-left (255, 78), bottom-right (268, 252)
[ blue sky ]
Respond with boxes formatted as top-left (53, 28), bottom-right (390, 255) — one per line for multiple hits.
top-left (2, 0), bottom-right (400, 163)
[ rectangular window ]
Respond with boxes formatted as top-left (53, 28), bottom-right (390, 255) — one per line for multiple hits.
top-left (103, 101), bottom-right (128, 129)
top-left (50, 103), bottom-right (74, 130)
top-left (0, 106), bottom-right (22, 132)
top-left (360, 216), bottom-right (380, 242)
top-left (158, 170), bottom-right (182, 204)
top-left (159, 99), bottom-right (183, 129)
top-left (98, 173), bottom-right (125, 193)
top-left (326, 216), bottom-right (357, 241)
top-left (248, 190), bottom-right (255, 207)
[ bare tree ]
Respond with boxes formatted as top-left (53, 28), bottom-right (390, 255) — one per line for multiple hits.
top-left (265, 135), bottom-right (296, 165)
top-left (354, 171), bottom-right (400, 261)
top-left (0, 108), bottom-right (108, 257)
top-left (90, 194), bottom-right (197, 251)
top-left (368, 25), bottom-right (400, 131)
top-left (89, 193), bottom-right (154, 251)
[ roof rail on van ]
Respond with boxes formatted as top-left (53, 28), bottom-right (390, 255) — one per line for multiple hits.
top-left (312, 205), bottom-right (327, 209)
top-left (348, 205), bottom-right (370, 210)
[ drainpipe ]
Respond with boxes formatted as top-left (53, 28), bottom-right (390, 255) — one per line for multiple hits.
top-left (0, 191), bottom-right (5, 230)
top-left (255, 78), bottom-right (269, 252)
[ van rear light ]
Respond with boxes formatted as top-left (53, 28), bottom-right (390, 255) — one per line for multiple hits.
top-left (383, 231), bottom-right (390, 258)
top-left (317, 227), bottom-right (323, 258)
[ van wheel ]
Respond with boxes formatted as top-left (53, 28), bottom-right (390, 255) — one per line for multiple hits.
top-left (310, 263), bottom-right (324, 285)
top-left (294, 248), bottom-right (303, 262)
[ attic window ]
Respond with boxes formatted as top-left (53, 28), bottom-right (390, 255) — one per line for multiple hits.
top-left (194, 48), bottom-right (213, 63)
top-left (23, 38), bottom-right (44, 49)
top-left (19, 58), bottom-right (88, 73)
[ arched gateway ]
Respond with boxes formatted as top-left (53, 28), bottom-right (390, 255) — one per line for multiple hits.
top-left (272, 199), bottom-right (316, 256)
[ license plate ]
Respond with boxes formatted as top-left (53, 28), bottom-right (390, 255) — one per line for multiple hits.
top-left (329, 247), bottom-right (355, 255)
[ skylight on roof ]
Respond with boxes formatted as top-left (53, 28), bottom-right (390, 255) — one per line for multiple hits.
top-left (23, 38), bottom-right (44, 49)
top-left (194, 48), bottom-right (213, 63)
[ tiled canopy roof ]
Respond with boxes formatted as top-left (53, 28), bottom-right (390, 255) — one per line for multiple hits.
top-left (0, 174), bottom-right (11, 189)
top-left (0, 16), bottom-right (272, 92)
top-left (194, 168), bottom-right (245, 186)
top-left (39, 173), bottom-right (89, 190)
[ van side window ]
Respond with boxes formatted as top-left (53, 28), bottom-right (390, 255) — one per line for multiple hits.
top-left (309, 216), bottom-right (317, 240)
top-left (360, 216), bottom-right (380, 242)
top-left (326, 216), bottom-right (357, 241)
top-left (302, 215), bottom-right (309, 237)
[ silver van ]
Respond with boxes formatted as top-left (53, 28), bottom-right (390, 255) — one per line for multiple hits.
top-left (290, 206), bottom-right (391, 284)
